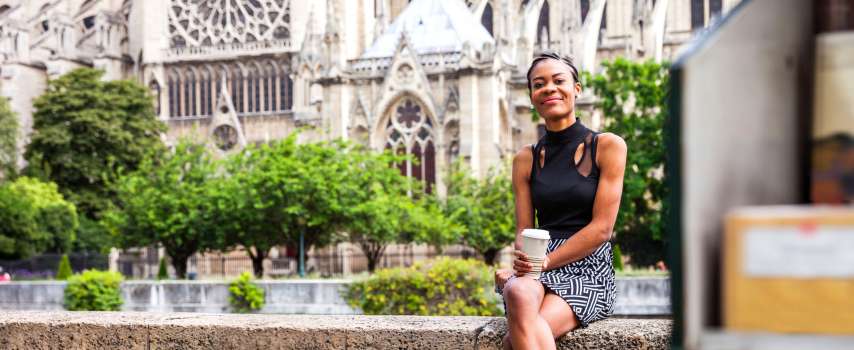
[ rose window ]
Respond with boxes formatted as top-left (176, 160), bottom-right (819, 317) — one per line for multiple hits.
top-left (169, 0), bottom-right (291, 48)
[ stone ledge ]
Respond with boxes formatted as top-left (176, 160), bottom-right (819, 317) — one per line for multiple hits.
top-left (0, 311), bottom-right (671, 349)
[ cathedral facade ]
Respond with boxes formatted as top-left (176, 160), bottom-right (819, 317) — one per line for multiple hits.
top-left (0, 0), bottom-right (739, 194)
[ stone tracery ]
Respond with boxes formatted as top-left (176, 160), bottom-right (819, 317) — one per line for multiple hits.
top-left (385, 97), bottom-right (436, 192)
top-left (168, 0), bottom-right (291, 48)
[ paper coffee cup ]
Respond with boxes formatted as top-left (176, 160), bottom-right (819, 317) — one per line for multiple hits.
top-left (520, 229), bottom-right (550, 279)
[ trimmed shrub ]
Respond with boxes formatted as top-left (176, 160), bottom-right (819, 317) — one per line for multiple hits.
top-left (157, 257), bottom-right (169, 280)
top-left (345, 257), bottom-right (502, 316)
top-left (63, 270), bottom-right (123, 311)
top-left (55, 254), bottom-right (72, 280)
top-left (228, 271), bottom-right (265, 313)
top-left (613, 244), bottom-right (625, 271)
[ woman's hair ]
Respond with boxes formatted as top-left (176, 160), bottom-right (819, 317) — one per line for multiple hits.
top-left (526, 50), bottom-right (580, 92)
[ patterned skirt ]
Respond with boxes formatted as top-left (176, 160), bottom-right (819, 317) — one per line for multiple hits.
top-left (538, 239), bottom-right (616, 327)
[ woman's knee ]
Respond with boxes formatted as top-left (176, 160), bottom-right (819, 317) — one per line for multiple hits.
top-left (502, 277), bottom-right (543, 307)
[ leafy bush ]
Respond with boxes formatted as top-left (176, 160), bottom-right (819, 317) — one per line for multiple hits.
top-left (56, 254), bottom-right (72, 280)
top-left (63, 270), bottom-right (124, 311)
top-left (157, 256), bottom-right (169, 280)
top-left (345, 257), bottom-right (502, 316)
top-left (229, 272), bottom-right (265, 313)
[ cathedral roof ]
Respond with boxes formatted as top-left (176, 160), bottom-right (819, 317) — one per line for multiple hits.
top-left (361, 0), bottom-right (494, 58)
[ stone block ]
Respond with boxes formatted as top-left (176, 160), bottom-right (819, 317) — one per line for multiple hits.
top-left (0, 311), bottom-right (671, 349)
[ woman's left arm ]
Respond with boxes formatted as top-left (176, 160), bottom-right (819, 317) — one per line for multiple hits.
top-left (544, 133), bottom-right (627, 270)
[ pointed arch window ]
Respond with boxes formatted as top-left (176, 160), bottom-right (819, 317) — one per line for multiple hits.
top-left (167, 69), bottom-right (181, 118)
top-left (184, 71), bottom-right (195, 116)
top-left (384, 98), bottom-right (436, 193)
top-left (481, 3), bottom-right (493, 37)
top-left (280, 73), bottom-right (293, 111)
top-left (246, 69), bottom-right (255, 113)
top-left (149, 80), bottom-right (161, 116)
top-left (691, 0), bottom-right (704, 29)
top-left (536, 0), bottom-right (550, 49)
top-left (268, 64), bottom-right (278, 111)
top-left (231, 68), bottom-right (244, 113)
top-left (202, 69), bottom-right (213, 116)
top-left (580, 0), bottom-right (589, 22)
top-left (254, 70), bottom-right (262, 113)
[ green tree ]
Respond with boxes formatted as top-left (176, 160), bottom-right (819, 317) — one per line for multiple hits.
top-left (445, 161), bottom-right (515, 265)
top-left (56, 254), bottom-right (73, 280)
top-left (0, 97), bottom-right (18, 180)
top-left (8, 177), bottom-right (78, 253)
top-left (104, 139), bottom-right (220, 278)
top-left (157, 257), bottom-right (169, 280)
top-left (0, 185), bottom-right (41, 259)
top-left (337, 145), bottom-right (428, 273)
top-left (288, 140), bottom-right (360, 256)
top-left (405, 194), bottom-right (464, 253)
top-left (0, 177), bottom-right (78, 259)
top-left (215, 137), bottom-right (299, 278)
top-left (24, 68), bottom-right (166, 253)
top-left (586, 58), bottom-right (669, 266)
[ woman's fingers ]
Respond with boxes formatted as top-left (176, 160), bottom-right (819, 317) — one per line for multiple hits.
top-left (495, 269), bottom-right (513, 287)
top-left (513, 259), bottom-right (532, 272)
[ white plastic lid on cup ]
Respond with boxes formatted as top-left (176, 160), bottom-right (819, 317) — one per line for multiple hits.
top-left (521, 229), bottom-right (550, 240)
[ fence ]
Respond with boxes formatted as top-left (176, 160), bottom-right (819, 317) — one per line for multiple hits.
top-left (117, 243), bottom-right (487, 279)
top-left (0, 253), bottom-right (108, 280)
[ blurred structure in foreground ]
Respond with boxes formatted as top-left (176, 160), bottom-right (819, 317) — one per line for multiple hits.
top-left (668, 0), bottom-right (854, 349)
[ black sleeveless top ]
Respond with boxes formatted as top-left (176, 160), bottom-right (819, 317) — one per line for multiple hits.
top-left (530, 121), bottom-right (600, 239)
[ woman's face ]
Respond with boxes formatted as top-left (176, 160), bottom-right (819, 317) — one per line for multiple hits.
top-left (529, 59), bottom-right (582, 121)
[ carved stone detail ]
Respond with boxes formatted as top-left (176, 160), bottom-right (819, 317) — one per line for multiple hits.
top-left (168, 0), bottom-right (291, 48)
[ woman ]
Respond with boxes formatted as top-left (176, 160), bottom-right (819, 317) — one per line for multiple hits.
top-left (495, 51), bottom-right (627, 350)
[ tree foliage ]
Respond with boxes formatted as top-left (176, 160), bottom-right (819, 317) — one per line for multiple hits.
top-left (56, 254), bottom-right (73, 280)
top-left (157, 256), bottom-right (169, 280)
top-left (444, 161), bottom-right (515, 265)
top-left (215, 136), bottom-right (302, 277)
top-left (0, 177), bottom-right (78, 259)
top-left (8, 177), bottom-right (78, 254)
top-left (104, 139), bottom-right (220, 278)
top-left (24, 68), bottom-right (166, 253)
top-left (586, 58), bottom-right (669, 266)
top-left (0, 97), bottom-right (18, 179)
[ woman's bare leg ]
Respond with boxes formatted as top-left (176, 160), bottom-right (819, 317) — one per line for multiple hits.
top-left (502, 277), bottom-right (556, 350)
top-left (539, 292), bottom-right (579, 340)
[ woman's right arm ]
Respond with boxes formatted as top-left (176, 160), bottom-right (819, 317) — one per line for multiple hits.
top-left (496, 145), bottom-right (535, 291)
top-left (512, 145), bottom-right (535, 250)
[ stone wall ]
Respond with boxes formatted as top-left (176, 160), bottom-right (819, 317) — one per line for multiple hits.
top-left (0, 311), bottom-right (672, 350)
top-left (0, 277), bottom-right (669, 316)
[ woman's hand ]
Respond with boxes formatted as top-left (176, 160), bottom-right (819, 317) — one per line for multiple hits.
top-left (494, 268), bottom-right (514, 293)
top-left (512, 250), bottom-right (550, 276)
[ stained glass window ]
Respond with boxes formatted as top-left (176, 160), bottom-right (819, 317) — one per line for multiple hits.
top-left (384, 98), bottom-right (436, 193)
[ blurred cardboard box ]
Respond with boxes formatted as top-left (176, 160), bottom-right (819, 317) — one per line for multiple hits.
top-left (723, 206), bottom-right (854, 334)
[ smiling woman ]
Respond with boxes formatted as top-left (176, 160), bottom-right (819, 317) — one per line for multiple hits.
top-left (495, 50), bottom-right (627, 350)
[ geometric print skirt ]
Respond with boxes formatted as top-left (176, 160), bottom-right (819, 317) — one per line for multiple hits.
top-left (538, 239), bottom-right (616, 327)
